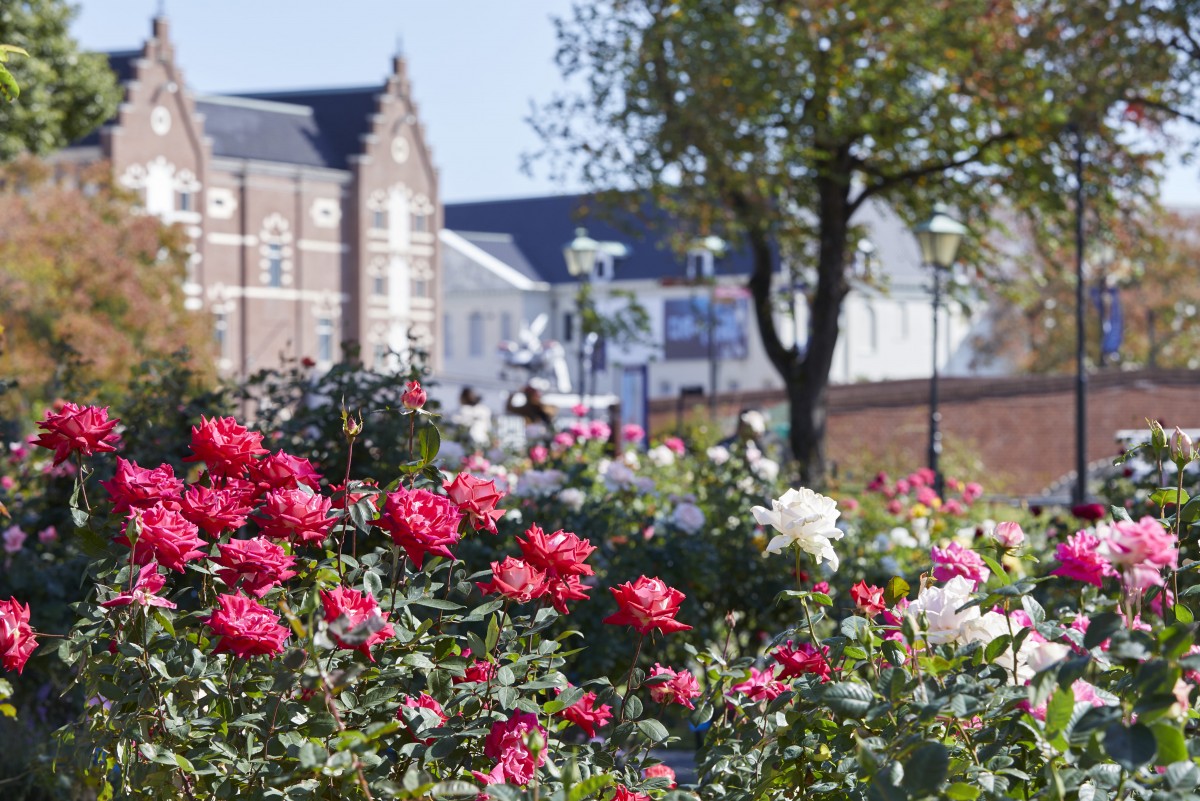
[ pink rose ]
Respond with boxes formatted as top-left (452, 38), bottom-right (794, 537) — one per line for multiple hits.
top-left (101, 458), bottom-right (184, 514)
top-left (646, 664), bottom-right (702, 709)
top-left (255, 487), bottom-right (334, 544)
top-left (483, 712), bottom-right (547, 786)
top-left (774, 640), bottom-right (833, 681)
top-left (850, 580), bottom-right (886, 617)
top-left (0, 476), bottom-right (13, 491)
top-left (730, 665), bottom-right (787, 702)
top-left (622, 424), bottom-right (645, 443)
top-left (0, 597), bottom-right (37, 674)
top-left (183, 416), bottom-right (268, 478)
top-left (588, 420), bottom-right (611, 440)
top-left (33, 402), bottom-right (120, 464)
top-left (663, 436), bottom-right (686, 455)
top-left (444, 472), bottom-right (507, 533)
top-left (931, 541), bottom-right (989, 589)
top-left (557, 687), bottom-right (612, 737)
top-left (215, 537), bottom-right (297, 598)
top-left (1051, 530), bottom-right (1116, 587)
top-left (643, 764), bottom-right (677, 788)
top-left (992, 521), bottom-right (1025, 548)
top-left (100, 563), bottom-right (176, 609)
top-left (529, 445), bottom-right (548, 464)
top-left (401, 380), bottom-right (427, 411)
top-left (119, 503), bottom-right (206, 573)
top-left (396, 693), bottom-right (446, 744)
top-left (37, 526), bottom-right (57, 545)
top-left (571, 403), bottom-right (588, 417)
top-left (603, 576), bottom-right (692, 635)
top-left (203, 594), bottom-right (290, 659)
top-left (320, 586), bottom-right (395, 661)
top-left (180, 484), bottom-right (253, 537)
top-left (2, 526), bottom-right (26, 554)
top-left (250, 451), bottom-right (323, 493)
top-left (477, 556), bottom-right (549, 603)
top-left (1102, 516), bottom-right (1177, 571)
top-left (377, 486), bottom-right (462, 568)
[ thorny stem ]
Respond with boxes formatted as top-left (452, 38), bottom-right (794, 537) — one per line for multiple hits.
top-left (406, 413), bottom-right (417, 490)
top-left (338, 422), bottom-right (360, 573)
top-left (1172, 463), bottom-right (1184, 622)
top-left (796, 546), bottom-right (820, 645)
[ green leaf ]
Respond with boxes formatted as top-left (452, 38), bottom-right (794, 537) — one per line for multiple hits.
top-left (635, 719), bottom-right (669, 742)
top-left (430, 780), bottom-right (479, 799)
top-left (1152, 487), bottom-right (1189, 508)
top-left (984, 635), bottom-right (1012, 664)
top-left (418, 424), bottom-right (441, 465)
top-left (1104, 722), bottom-right (1157, 771)
top-left (1021, 595), bottom-right (1045, 625)
top-left (902, 742), bottom-right (950, 795)
top-left (823, 682), bottom-right (874, 717)
top-left (1083, 612), bottom-right (1122, 650)
top-left (623, 694), bottom-right (643, 719)
top-left (980, 554), bottom-right (1010, 585)
top-left (1110, 505), bottom-right (1132, 523)
top-left (363, 570), bottom-right (383, 598)
top-left (884, 577), bottom-right (910, 605)
top-left (1173, 603), bottom-right (1194, 624)
top-left (944, 782), bottom-right (981, 800)
top-left (1044, 685), bottom-right (1075, 740)
top-left (0, 66), bottom-right (17, 102)
top-left (568, 774), bottom-right (615, 801)
top-left (1166, 761), bottom-right (1200, 790)
top-left (1152, 723), bottom-right (1188, 765)
top-left (485, 616), bottom-right (500, 653)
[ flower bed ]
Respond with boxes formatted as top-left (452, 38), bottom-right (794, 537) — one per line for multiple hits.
top-left (0, 395), bottom-right (1197, 800)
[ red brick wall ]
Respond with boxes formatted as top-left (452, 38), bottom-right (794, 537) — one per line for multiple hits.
top-left (649, 370), bottom-right (1200, 495)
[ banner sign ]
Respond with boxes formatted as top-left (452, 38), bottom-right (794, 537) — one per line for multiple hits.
top-left (663, 295), bottom-right (750, 360)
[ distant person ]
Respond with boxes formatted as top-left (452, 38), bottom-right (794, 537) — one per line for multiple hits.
top-left (451, 386), bottom-right (492, 447)
top-left (507, 383), bottom-right (554, 427)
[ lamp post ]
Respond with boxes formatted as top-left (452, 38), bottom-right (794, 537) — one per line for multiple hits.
top-left (691, 235), bottom-right (728, 416)
top-left (563, 227), bottom-right (599, 407)
top-left (913, 204), bottom-right (968, 498)
top-left (1070, 123), bottom-right (1087, 507)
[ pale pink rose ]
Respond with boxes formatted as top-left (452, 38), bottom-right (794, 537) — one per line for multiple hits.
top-left (2, 526), bottom-right (26, 554)
top-left (1102, 517), bottom-right (1177, 571)
top-left (992, 521), bottom-right (1025, 549)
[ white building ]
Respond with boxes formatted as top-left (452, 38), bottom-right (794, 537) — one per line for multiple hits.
top-left (436, 193), bottom-right (993, 415)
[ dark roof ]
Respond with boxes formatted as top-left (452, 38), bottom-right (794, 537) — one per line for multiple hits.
top-left (454, 231), bottom-right (543, 282)
top-left (444, 194), bottom-right (771, 284)
top-left (196, 96), bottom-right (336, 168)
top-left (234, 87), bottom-right (380, 170)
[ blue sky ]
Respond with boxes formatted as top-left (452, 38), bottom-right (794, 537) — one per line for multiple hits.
top-left (70, 1), bottom-right (1200, 206)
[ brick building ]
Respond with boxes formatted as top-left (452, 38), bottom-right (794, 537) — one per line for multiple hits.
top-left (62, 17), bottom-right (441, 377)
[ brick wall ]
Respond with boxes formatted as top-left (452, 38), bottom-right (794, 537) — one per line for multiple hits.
top-left (649, 370), bottom-right (1200, 494)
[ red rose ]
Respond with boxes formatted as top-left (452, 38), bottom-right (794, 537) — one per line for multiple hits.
top-left (612, 786), bottom-right (652, 801)
top-left (773, 640), bottom-right (832, 682)
top-left (215, 536), bottom-right (297, 598)
top-left (250, 451), bottom-right (323, 493)
top-left (203, 594), bottom-right (290, 658)
top-left (646, 663), bottom-right (702, 709)
top-left (320, 585), bottom-right (395, 661)
top-left (101, 458), bottom-right (184, 514)
top-left (543, 572), bottom-right (591, 615)
top-left (483, 712), bottom-right (546, 785)
top-left (255, 487), bottom-right (334, 544)
top-left (118, 503), bottom-right (206, 573)
top-left (401, 380), bottom-right (427, 411)
top-left (849, 580), bottom-right (887, 618)
top-left (557, 687), bottom-right (612, 738)
top-left (100, 563), bottom-right (176, 609)
top-left (730, 665), bottom-right (788, 702)
top-left (33, 402), bottom-right (120, 464)
top-left (477, 556), bottom-right (549, 603)
top-left (517, 524), bottom-right (595, 577)
top-left (443, 473), bottom-right (506, 533)
top-left (0, 597), bottom-right (37, 674)
top-left (183, 416), bottom-right (269, 478)
top-left (603, 576), bottom-right (692, 635)
top-left (377, 486), bottom-right (461, 568)
top-left (180, 484), bottom-right (253, 537)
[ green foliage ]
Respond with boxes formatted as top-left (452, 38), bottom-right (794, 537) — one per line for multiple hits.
top-left (0, 0), bottom-right (121, 158)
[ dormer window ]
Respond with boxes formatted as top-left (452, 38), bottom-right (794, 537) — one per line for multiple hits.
top-left (686, 249), bottom-right (714, 280)
top-left (593, 252), bottom-right (615, 283)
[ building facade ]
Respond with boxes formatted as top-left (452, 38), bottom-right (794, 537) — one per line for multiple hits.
top-left (441, 194), bottom-right (992, 412)
top-left (62, 17), bottom-right (441, 377)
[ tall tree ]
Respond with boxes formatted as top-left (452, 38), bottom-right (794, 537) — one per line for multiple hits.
top-left (0, 0), bottom-right (121, 159)
top-left (0, 158), bottom-right (215, 420)
top-left (534, 0), bottom-right (1187, 484)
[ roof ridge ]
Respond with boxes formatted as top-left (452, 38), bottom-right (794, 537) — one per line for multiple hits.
top-left (196, 94), bottom-right (314, 116)
top-left (234, 85), bottom-right (382, 99)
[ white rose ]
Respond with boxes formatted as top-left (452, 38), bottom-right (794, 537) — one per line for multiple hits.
top-left (558, 488), bottom-right (586, 512)
top-left (889, 526), bottom-right (918, 549)
top-left (647, 445), bottom-right (675, 467)
top-left (603, 461), bottom-right (636, 490)
top-left (672, 502), bottom-right (706, 534)
top-left (751, 457), bottom-right (780, 483)
top-left (910, 576), bottom-right (980, 645)
top-left (1024, 641), bottom-right (1070, 675)
top-left (751, 487), bottom-right (843, 570)
top-left (706, 445), bottom-right (731, 465)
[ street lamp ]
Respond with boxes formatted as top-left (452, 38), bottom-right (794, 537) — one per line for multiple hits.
top-left (689, 235), bottom-right (728, 415)
top-left (563, 227), bottom-right (599, 406)
top-left (913, 204), bottom-right (968, 498)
